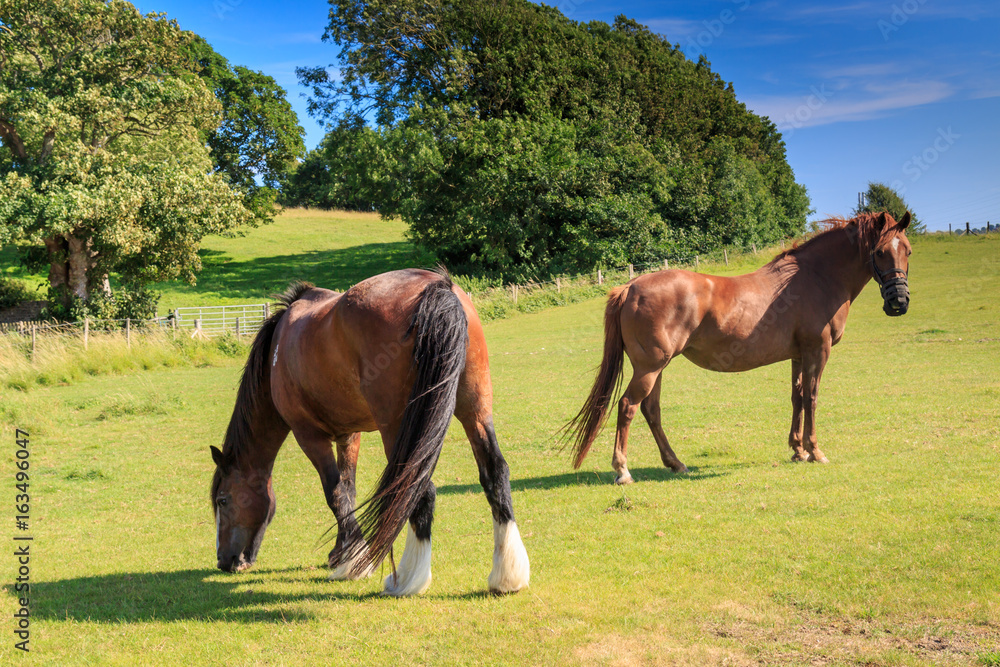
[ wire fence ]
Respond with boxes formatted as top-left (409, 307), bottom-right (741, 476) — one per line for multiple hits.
top-left (0, 239), bottom-right (781, 355)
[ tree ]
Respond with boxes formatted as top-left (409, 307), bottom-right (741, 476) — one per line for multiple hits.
top-left (278, 122), bottom-right (375, 211)
top-left (0, 0), bottom-right (255, 316)
top-left (184, 36), bottom-right (306, 221)
top-left (855, 182), bottom-right (924, 233)
top-left (299, 0), bottom-right (810, 277)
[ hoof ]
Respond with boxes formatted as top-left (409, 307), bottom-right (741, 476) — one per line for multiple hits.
top-left (808, 452), bottom-right (829, 464)
top-left (672, 464), bottom-right (689, 474)
top-left (614, 474), bottom-right (634, 485)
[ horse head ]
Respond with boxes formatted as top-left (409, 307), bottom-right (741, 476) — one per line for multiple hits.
top-left (869, 211), bottom-right (912, 316)
top-left (210, 445), bottom-right (275, 572)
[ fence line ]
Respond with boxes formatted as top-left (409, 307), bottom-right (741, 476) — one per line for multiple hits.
top-left (0, 238), bottom-right (788, 351)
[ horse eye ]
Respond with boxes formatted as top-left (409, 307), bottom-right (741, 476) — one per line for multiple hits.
top-left (876, 249), bottom-right (884, 257)
top-left (218, 497), bottom-right (228, 507)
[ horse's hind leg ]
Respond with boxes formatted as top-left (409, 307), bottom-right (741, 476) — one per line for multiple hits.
top-left (613, 368), bottom-right (660, 484)
top-left (460, 416), bottom-right (530, 593)
top-left (640, 372), bottom-right (688, 473)
top-left (383, 483), bottom-right (435, 596)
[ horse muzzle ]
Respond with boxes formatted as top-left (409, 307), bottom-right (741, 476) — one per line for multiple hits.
top-left (217, 552), bottom-right (253, 572)
top-left (880, 277), bottom-right (909, 316)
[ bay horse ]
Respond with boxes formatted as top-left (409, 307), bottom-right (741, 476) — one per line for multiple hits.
top-left (210, 269), bottom-right (530, 596)
top-left (568, 211), bottom-right (912, 484)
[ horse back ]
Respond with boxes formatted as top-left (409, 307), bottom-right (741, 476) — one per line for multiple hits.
top-left (269, 270), bottom-right (492, 438)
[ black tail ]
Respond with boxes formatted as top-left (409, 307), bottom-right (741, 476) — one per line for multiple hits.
top-left (212, 282), bottom-right (313, 500)
top-left (565, 283), bottom-right (629, 468)
top-left (352, 273), bottom-right (468, 574)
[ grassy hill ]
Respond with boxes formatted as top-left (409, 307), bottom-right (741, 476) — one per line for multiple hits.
top-left (1, 231), bottom-right (998, 664)
top-left (0, 209), bottom-right (434, 313)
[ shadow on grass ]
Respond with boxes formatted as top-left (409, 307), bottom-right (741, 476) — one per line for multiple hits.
top-left (19, 566), bottom-right (375, 624)
top-left (436, 466), bottom-right (725, 496)
top-left (155, 242), bottom-right (433, 303)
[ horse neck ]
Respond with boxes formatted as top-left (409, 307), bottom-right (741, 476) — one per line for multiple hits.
top-left (225, 408), bottom-right (286, 478)
top-left (787, 227), bottom-right (872, 300)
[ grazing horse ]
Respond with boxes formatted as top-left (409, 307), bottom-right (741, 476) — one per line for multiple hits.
top-left (568, 212), bottom-right (912, 484)
top-left (210, 269), bottom-right (529, 596)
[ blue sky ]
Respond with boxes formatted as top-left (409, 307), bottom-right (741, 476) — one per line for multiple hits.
top-left (140, 0), bottom-right (1000, 231)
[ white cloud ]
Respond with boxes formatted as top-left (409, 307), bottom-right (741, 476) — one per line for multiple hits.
top-left (745, 80), bottom-right (953, 129)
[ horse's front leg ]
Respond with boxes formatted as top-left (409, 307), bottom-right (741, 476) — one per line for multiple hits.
top-left (294, 429), bottom-right (371, 579)
top-left (800, 346), bottom-right (831, 464)
top-left (789, 359), bottom-right (808, 461)
top-left (460, 416), bottom-right (530, 594)
top-left (329, 432), bottom-right (372, 578)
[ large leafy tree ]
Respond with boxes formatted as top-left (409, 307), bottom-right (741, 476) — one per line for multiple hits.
top-left (855, 181), bottom-right (924, 233)
top-left (299, 0), bottom-right (810, 278)
top-left (184, 36), bottom-right (305, 221)
top-left (0, 0), bottom-right (258, 314)
top-left (278, 121), bottom-right (374, 211)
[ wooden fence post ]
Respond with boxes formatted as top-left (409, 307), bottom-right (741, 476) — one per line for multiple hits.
top-left (84, 317), bottom-right (89, 351)
top-left (966, 222), bottom-right (970, 234)
top-left (695, 255), bottom-right (700, 271)
top-left (752, 242), bottom-right (757, 254)
top-left (31, 324), bottom-right (36, 359)
top-left (511, 284), bottom-right (518, 304)
top-left (628, 264), bottom-right (634, 280)
top-left (597, 269), bottom-right (603, 285)
top-left (235, 317), bottom-right (241, 338)
top-left (264, 303), bottom-right (270, 320)
top-left (663, 259), bottom-right (669, 270)
top-left (126, 318), bottom-right (131, 349)
top-left (556, 276), bottom-right (561, 293)
top-left (724, 248), bottom-right (729, 266)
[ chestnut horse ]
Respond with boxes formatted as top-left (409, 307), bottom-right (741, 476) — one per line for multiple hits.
top-left (568, 212), bottom-right (912, 484)
top-left (210, 269), bottom-right (529, 596)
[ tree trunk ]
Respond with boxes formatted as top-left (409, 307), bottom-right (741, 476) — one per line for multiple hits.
top-left (67, 236), bottom-right (90, 299)
top-left (44, 235), bottom-right (70, 305)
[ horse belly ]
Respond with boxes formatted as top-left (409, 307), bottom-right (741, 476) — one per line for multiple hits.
top-left (681, 335), bottom-right (792, 373)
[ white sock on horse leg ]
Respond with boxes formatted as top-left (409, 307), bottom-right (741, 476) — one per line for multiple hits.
top-left (382, 525), bottom-right (432, 597)
top-left (329, 543), bottom-right (374, 581)
top-left (488, 519), bottom-right (530, 593)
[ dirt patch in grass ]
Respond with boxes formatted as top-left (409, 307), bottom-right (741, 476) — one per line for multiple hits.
top-left (575, 632), bottom-right (754, 666)
top-left (706, 614), bottom-right (1000, 665)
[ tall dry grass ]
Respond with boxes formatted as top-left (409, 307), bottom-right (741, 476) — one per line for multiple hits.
top-left (0, 327), bottom-right (248, 391)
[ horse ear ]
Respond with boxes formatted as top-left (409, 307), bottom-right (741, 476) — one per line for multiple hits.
top-left (898, 211), bottom-right (911, 230)
top-left (210, 445), bottom-right (227, 469)
top-left (877, 211), bottom-right (888, 229)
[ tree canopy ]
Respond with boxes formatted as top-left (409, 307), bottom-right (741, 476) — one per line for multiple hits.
top-left (298, 0), bottom-right (811, 278)
top-left (855, 182), bottom-right (924, 234)
top-left (184, 36), bottom-right (306, 221)
top-left (0, 0), bottom-right (304, 318)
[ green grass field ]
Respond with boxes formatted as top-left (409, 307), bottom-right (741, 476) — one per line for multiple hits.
top-left (0, 209), bottom-right (434, 312)
top-left (1, 227), bottom-right (998, 665)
